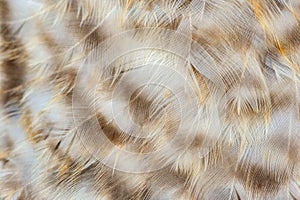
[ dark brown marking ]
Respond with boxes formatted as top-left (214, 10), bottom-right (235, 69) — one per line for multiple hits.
top-left (0, 0), bottom-right (27, 107)
top-left (236, 162), bottom-right (289, 196)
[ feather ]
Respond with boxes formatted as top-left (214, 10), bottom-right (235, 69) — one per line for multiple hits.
top-left (1, 0), bottom-right (300, 199)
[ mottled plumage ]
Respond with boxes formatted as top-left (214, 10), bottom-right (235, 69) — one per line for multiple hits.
top-left (1, 0), bottom-right (300, 199)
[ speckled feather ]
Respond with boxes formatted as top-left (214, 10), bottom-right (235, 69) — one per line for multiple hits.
top-left (1, 0), bottom-right (300, 199)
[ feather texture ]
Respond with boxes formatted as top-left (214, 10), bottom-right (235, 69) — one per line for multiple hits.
top-left (0, 0), bottom-right (300, 199)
